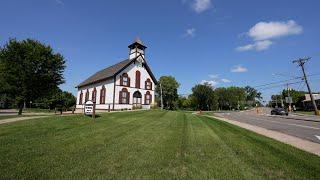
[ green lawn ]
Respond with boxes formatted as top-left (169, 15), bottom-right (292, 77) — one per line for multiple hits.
top-left (0, 110), bottom-right (319, 179)
top-left (295, 111), bottom-right (316, 115)
top-left (23, 108), bottom-right (56, 113)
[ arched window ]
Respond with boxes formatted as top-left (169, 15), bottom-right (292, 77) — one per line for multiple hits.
top-left (92, 87), bottom-right (97, 103)
top-left (85, 90), bottom-right (89, 102)
top-left (145, 78), bottom-right (152, 90)
top-left (79, 91), bottom-right (83, 105)
top-left (135, 71), bottom-right (141, 88)
top-left (119, 88), bottom-right (130, 104)
top-left (145, 91), bottom-right (152, 105)
top-left (120, 73), bottom-right (130, 87)
top-left (100, 86), bottom-right (106, 104)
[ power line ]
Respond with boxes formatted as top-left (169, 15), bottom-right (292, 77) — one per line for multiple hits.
top-left (257, 81), bottom-right (303, 91)
top-left (253, 73), bottom-right (320, 88)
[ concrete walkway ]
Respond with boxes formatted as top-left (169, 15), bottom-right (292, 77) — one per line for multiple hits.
top-left (0, 116), bottom-right (49, 125)
top-left (207, 115), bottom-right (320, 156)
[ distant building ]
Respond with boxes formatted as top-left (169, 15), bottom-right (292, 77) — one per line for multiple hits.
top-left (76, 38), bottom-right (157, 111)
top-left (302, 94), bottom-right (320, 110)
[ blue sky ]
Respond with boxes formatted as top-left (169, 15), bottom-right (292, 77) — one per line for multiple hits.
top-left (1, 0), bottom-right (320, 101)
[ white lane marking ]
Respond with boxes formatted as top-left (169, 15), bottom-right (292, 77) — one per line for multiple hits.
top-left (316, 135), bottom-right (320, 141)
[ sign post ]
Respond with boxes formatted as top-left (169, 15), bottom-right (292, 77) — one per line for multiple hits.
top-left (92, 102), bottom-right (96, 120)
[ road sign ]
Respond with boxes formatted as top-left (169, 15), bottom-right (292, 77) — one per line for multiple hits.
top-left (285, 97), bottom-right (293, 104)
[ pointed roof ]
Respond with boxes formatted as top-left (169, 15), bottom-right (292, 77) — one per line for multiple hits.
top-left (76, 55), bottom-right (157, 88)
top-left (128, 37), bottom-right (147, 49)
top-left (76, 59), bottom-right (131, 88)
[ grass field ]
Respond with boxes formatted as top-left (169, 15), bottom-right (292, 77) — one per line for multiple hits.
top-left (0, 110), bottom-right (319, 179)
top-left (295, 111), bottom-right (316, 115)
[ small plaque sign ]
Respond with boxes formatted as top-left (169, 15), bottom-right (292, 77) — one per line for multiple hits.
top-left (84, 101), bottom-right (94, 115)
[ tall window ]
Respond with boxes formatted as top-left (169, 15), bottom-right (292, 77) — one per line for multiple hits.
top-left (79, 91), bottom-right (83, 105)
top-left (121, 73), bottom-right (130, 87)
top-left (100, 86), bottom-right (106, 104)
top-left (145, 78), bottom-right (152, 90)
top-left (145, 91), bottom-right (152, 105)
top-left (135, 71), bottom-right (141, 88)
top-left (92, 88), bottom-right (97, 103)
top-left (85, 90), bottom-right (89, 102)
top-left (119, 88), bottom-right (129, 104)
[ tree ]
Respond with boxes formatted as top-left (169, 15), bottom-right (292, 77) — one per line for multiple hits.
top-left (215, 87), bottom-right (246, 110)
top-left (33, 87), bottom-right (76, 112)
top-left (281, 89), bottom-right (306, 105)
top-left (54, 91), bottom-right (76, 114)
top-left (0, 39), bottom-right (66, 115)
top-left (245, 86), bottom-right (262, 101)
top-left (155, 76), bottom-right (180, 110)
top-left (191, 83), bottom-right (218, 111)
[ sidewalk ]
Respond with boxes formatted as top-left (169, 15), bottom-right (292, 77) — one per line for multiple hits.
top-left (207, 115), bottom-right (320, 156)
top-left (0, 116), bottom-right (49, 125)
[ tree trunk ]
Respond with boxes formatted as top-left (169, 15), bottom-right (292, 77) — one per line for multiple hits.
top-left (18, 102), bottom-right (23, 115)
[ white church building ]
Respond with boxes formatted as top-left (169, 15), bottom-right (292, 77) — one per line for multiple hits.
top-left (76, 38), bottom-right (157, 111)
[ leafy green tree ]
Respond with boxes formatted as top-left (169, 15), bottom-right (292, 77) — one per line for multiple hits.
top-left (191, 83), bottom-right (218, 111)
top-left (155, 76), bottom-right (180, 110)
top-left (244, 86), bottom-right (262, 107)
top-left (0, 39), bottom-right (66, 115)
top-left (227, 87), bottom-right (246, 110)
top-left (54, 91), bottom-right (76, 114)
top-left (281, 89), bottom-right (306, 105)
top-left (215, 87), bottom-right (246, 110)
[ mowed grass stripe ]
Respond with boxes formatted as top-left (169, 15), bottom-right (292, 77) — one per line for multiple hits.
top-left (0, 110), bottom-right (320, 179)
top-left (189, 114), bottom-right (253, 179)
top-left (200, 115), bottom-right (320, 179)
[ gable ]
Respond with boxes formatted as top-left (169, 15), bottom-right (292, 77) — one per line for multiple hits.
top-left (116, 55), bottom-right (157, 84)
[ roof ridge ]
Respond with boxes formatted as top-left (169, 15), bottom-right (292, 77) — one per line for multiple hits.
top-left (76, 58), bottom-right (132, 88)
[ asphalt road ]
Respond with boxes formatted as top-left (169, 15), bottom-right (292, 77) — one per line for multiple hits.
top-left (216, 108), bottom-right (320, 144)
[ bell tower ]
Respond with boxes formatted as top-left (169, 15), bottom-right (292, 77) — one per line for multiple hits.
top-left (128, 37), bottom-right (147, 59)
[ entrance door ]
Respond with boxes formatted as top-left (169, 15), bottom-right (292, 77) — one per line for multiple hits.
top-left (133, 91), bottom-right (142, 108)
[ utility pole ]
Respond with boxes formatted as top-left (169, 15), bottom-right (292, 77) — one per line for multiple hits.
top-left (293, 57), bottom-right (319, 115)
top-left (160, 83), bottom-right (164, 110)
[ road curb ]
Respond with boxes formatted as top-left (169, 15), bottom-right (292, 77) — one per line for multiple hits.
top-left (207, 115), bottom-right (320, 156)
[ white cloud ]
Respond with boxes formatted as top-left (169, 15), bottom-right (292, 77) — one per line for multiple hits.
top-left (231, 65), bottom-right (248, 73)
top-left (183, 28), bottom-right (196, 38)
top-left (201, 80), bottom-right (218, 87)
top-left (55, 0), bottom-right (64, 5)
top-left (249, 20), bottom-right (302, 41)
top-left (236, 40), bottom-right (273, 52)
top-left (236, 20), bottom-right (302, 52)
top-left (221, 78), bottom-right (231, 83)
top-left (209, 74), bottom-right (219, 79)
top-left (192, 0), bottom-right (212, 13)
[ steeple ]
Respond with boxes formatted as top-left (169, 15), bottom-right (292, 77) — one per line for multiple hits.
top-left (128, 37), bottom-right (147, 59)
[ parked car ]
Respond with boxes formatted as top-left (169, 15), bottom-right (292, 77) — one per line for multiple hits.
top-left (271, 108), bottom-right (288, 116)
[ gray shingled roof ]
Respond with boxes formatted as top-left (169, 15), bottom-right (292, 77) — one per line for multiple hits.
top-left (77, 59), bottom-right (132, 88)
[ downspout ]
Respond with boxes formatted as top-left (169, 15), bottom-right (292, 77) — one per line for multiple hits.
top-left (113, 76), bottom-right (116, 110)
